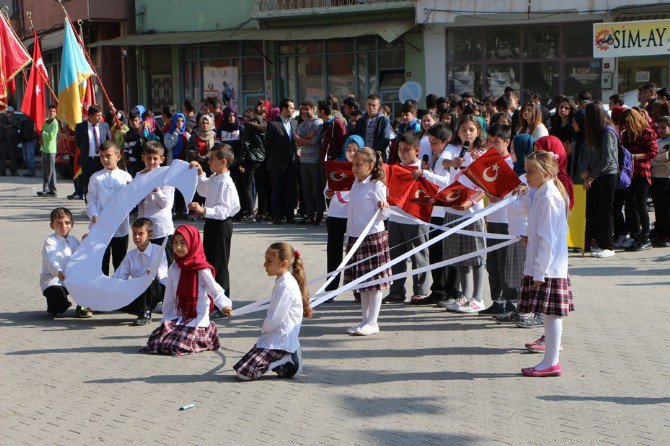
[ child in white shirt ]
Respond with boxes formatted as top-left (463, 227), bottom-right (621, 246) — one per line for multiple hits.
top-left (234, 242), bottom-right (311, 380)
top-left (189, 144), bottom-right (241, 306)
top-left (40, 207), bottom-right (86, 317)
top-left (518, 151), bottom-right (574, 377)
top-left (113, 218), bottom-right (168, 325)
top-left (343, 147), bottom-right (391, 336)
top-left (137, 141), bottom-right (175, 263)
top-left (142, 225), bottom-right (232, 356)
top-left (86, 141), bottom-right (132, 276)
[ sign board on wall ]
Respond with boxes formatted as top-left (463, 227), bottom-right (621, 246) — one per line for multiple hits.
top-left (203, 66), bottom-right (239, 111)
top-left (635, 71), bottom-right (651, 83)
top-left (593, 19), bottom-right (670, 58)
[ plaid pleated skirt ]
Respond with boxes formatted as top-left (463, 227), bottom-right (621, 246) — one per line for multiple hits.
top-left (504, 241), bottom-right (526, 289)
top-left (518, 275), bottom-right (575, 316)
top-left (442, 212), bottom-right (486, 266)
top-left (141, 320), bottom-right (220, 356)
top-left (343, 230), bottom-right (392, 292)
top-left (233, 345), bottom-right (291, 380)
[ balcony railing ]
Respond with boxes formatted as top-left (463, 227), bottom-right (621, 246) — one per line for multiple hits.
top-left (256, 0), bottom-right (410, 12)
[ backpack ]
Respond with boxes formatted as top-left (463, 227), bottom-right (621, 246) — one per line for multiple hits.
top-left (605, 128), bottom-right (632, 190)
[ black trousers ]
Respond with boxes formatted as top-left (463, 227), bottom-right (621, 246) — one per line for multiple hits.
top-left (0, 141), bottom-right (18, 174)
top-left (43, 285), bottom-right (71, 314)
top-left (81, 156), bottom-right (103, 197)
top-left (624, 176), bottom-right (651, 240)
top-left (486, 222), bottom-right (517, 302)
top-left (586, 173), bottom-right (617, 249)
top-left (120, 278), bottom-right (165, 316)
top-left (325, 216), bottom-right (347, 292)
top-left (151, 235), bottom-right (174, 265)
top-left (613, 188), bottom-right (633, 238)
top-left (255, 165), bottom-right (271, 216)
top-left (271, 164), bottom-right (297, 220)
top-left (203, 218), bottom-right (233, 297)
top-left (102, 235), bottom-right (129, 276)
top-left (241, 163), bottom-right (260, 215)
top-left (651, 177), bottom-right (670, 240)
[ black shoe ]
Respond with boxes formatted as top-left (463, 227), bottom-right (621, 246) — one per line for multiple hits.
top-left (409, 292), bottom-right (444, 306)
top-left (382, 294), bottom-right (406, 304)
top-left (209, 309), bottom-right (226, 320)
top-left (354, 292), bottom-right (361, 303)
top-left (23, 172), bottom-right (35, 177)
top-left (505, 300), bottom-right (518, 312)
top-left (626, 239), bottom-right (652, 251)
top-left (133, 311), bottom-right (151, 326)
top-left (298, 218), bottom-right (313, 225)
top-left (495, 310), bottom-right (524, 324)
top-left (37, 191), bottom-right (47, 197)
top-left (286, 218), bottom-right (298, 224)
top-left (272, 217), bottom-right (284, 225)
top-left (46, 191), bottom-right (57, 197)
top-left (67, 193), bottom-right (83, 200)
top-left (478, 301), bottom-right (507, 315)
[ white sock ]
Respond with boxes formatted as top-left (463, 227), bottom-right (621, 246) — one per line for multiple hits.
top-left (268, 354), bottom-right (293, 371)
top-left (534, 315), bottom-right (563, 369)
top-left (358, 292), bottom-right (370, 327)
top-left (364, 290), bottom-right (382, 327)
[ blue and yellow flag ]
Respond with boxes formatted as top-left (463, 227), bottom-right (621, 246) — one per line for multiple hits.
top-left (57, 20), bottom-right (94, 130)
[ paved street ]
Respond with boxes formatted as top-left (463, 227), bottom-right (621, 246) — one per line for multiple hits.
top-left (1, 175), bottom-right (669, 445)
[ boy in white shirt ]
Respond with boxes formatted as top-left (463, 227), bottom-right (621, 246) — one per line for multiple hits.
top-left (137, 141), bottom-right (175, 263)
top-left (113, 218), bottom-right (168, 325)
top-left (382, 132), bottom-right (432, 303)
top-left (86, 141), bottom-right (132, 276)
top-left (189, 143), bottom-right (241, 317)
top-left (40, 207), bottom-right (91, 318)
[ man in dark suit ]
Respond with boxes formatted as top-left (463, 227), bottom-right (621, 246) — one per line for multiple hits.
top-left (265, 98), bottom-right (298, 224)
top-left (69, 105), bottom-right (111, 200)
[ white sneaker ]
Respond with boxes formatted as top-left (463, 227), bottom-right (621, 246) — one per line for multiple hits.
top-left (455, 298), bottom-right (486, 313)
top-left (354, 324), bottom-right (380, 336)
top-left (612, 234), bottom-right (628, 249)
top-left (590, 246), bottom-right (603, 257)
top-left (445, 296), bottom-right (469, 312)
top-left (595, 249), bottom-right (615, 258)
top-left (621, 236), bottom-right (635, 249)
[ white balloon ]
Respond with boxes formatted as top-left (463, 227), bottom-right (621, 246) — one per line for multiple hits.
top-left (64, 160), bottom-right (198, 311)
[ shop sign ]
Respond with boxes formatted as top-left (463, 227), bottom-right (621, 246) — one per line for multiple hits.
top-left (593, 19), bottom-right (670, 58)
top-left (635, 71), bottom-right (651, 82)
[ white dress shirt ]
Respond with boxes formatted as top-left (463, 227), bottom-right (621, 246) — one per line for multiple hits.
top-left (523, 180), bottom-right (569, 282)
top-left (112, 242), bottom-right (168, 286)
top-left (138, 185), bottom-right (175, 239)
top-left (40, 233), bottom-right (80, 292)
top-left (86, 168), bottom-right (133, 237)
top-left (325, 185), bottom-right (349, 219)
top-left (197, 171), bottom-right (241, 220)
top-left (161, 263), bottom-right (232, 327)
top-left (256, 272), bottom-right (303, 352)
top-left (507, 174), bottom-right (529, 237)
top-left (346, 175), bottom-right (389, 237)
top-left (422, 147), bottom-right (454, 219)
top-left (88, 122), bottom-right (101, 157)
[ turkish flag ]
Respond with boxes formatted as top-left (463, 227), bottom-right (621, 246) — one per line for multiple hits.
top-left (460, 148), bottom-right (520, 198)
top-left (325, 160), bottom-right (355, 191)
top-left (386, 164), bottom-right (416, 206)
top-left (0, 14), bottom-right (31, 109)
top-left (21, 30), bottom-right (48, 132)
top-left (434, 182), bottom-right (478, 208)
top-left (387, 164), bottom-right (435, 222)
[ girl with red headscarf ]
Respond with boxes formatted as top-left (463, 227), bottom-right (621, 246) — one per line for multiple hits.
top-left (142, 225), bottom-right (232, 355)
top-left (534, 136), bottom-right (574, 209)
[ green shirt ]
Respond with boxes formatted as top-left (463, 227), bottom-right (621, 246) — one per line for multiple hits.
top-left (41, 119), bottom-right (59, 154)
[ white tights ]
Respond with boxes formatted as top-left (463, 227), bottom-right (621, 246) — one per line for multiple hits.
top-left (535, 315), bottom-right (563, 369)
top-left (359, 290), bottom-right (382, 328)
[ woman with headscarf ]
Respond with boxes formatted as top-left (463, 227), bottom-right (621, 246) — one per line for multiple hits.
top-left (164, 113), bottom-right (190, 165)
top-left (187, 114), bottom-right (216, 167)
top-left (534, 135), bottom-right (574, 209)
top-left (239, 102), bottom-right (267, 222)
top-left (512, 134), bottom-right (535, 176)
top-left (218, 106), bottom-right (245, 220)
top-left (141, 225), bottom-right (232, 356)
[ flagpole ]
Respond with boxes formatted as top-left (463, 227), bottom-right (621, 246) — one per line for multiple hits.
top-left (57, 0), bottom-right (122, 128)
top-left (0, 9), bottom-right (58, 103)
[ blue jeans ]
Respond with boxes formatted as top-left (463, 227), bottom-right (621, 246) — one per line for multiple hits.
top-left (22, 140), bottom-right (36, 175)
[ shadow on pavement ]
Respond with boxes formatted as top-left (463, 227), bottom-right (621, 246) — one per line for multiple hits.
top-left (364, 429), bottom-right (480, 445)
top-left (538, 395), bottom-right (670, 405)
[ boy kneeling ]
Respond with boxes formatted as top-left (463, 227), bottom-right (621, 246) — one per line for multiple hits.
top-left (113, 218), bottom-right (168, 325)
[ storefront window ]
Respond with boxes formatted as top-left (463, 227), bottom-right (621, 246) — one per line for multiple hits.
top-left (564, 61), bottom-right (601, 100)
top-left (449, 64), bottom-right (482, 97)
top-left (447, 28), bottom-right (483, 62)
top-left (486, 63), bottom-right (519, 98)
top-left (524, 26), bottom-right (559, 59)
top-left (562, 22), bottom-right (594, 58)
top-left (522, 61), bottom-right (559, 101)
top-left (379, 50), bottom-right (403, 69)
top-left (328, 54), bottom-right (354, 99)
top-left (486, 27), bottom-right (520, 61)
top-left (298, 56), bottom-right (324, 101)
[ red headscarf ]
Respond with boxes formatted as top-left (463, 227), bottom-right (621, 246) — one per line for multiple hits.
top-left (610, 105), bottom-right (628, 127)
top-left (173, 225), bottom-right (215, 320)
top-left (534, 135), bottom-right (575, 209)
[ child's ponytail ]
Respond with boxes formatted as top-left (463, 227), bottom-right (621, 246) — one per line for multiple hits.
top-left (356, 147), bottom-right (386, 184)
top-left (552, 178), bottom-right (571, 218)
top-left (268, 242), bottom-right (312, 318)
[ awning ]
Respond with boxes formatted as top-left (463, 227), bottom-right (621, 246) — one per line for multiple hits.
top-left (90, 21), bottom-right (415, 47)
top-left (23, 29), bottom-right (65, 52)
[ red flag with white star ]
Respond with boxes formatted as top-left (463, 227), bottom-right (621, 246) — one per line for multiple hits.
top-left (21, 30), bottom-right (48, 132)
top-left (460, 148), bottom-right (520, 198)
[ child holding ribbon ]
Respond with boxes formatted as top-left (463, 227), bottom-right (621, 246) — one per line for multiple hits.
top-left (234, 242), bottom-right (311, 380)
top-left (343, 147), bottom-right (391, 336)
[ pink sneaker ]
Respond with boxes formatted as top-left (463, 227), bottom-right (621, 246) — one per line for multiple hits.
top-left (524, 335), bottom-right (563, 353)
top-left (521, 363), bottom-right (563, 377)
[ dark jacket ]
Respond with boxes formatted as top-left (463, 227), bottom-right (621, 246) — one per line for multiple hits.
top-left (0, 113), bottom-right (19, 143)
top-left (240, 117), bottom-right (266, 166)
top-left (74, 120), bottom-right (111, 167)
top-left (19, 117), bottom-right (38, 142)
top-left (265, 116), bottom-right (298, 170)
top-left (354, 113), bottom-right (391, 161)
